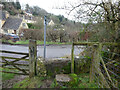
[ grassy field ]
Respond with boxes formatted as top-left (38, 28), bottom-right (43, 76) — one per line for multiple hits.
top-left (1, 39), bottom-right (72, 45)
top-left (15, 40), bottom-right (72, 45)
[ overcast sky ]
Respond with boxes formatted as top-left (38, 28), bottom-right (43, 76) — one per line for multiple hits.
top-left (19, 0), bottom-right (119, 21)
top-left (19, 0), bottom-right (79, 20)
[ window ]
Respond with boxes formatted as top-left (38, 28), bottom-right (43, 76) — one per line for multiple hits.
top-left (22, 23), bottom-right (26, 27)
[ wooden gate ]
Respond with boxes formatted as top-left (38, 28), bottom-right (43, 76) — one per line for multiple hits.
top-left (0, 40), bottom-right (37, 77)
top-left (71, 42), bottom-right (120, 88)
top-left (0, 50), bottom-right (29, 75)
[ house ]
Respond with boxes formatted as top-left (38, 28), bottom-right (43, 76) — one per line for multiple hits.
top-left (0, 11), bottom-right (28, 35)
top-left (17, 13), bottom-right (36, 24)
top-left (48, 20), bottom-right (55, 26)
top-left (23, 11), bottom-right (36, 23)
top-left (24, 16), bottom-right (36, 24)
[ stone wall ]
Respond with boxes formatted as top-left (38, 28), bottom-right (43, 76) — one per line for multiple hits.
top-left (37, 57), bottom-right (91, 78)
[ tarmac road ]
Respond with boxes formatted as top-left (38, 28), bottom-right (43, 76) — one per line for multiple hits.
top-left (0, 44), bottom-right (84, 59)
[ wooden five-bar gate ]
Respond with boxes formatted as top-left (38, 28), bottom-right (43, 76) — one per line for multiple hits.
top-left (0, 50), bottom-right (29, 75)
top-left (0, 39), bottom-right (37, 77)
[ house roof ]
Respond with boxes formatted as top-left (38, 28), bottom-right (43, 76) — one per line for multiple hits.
top-left (0, 11), bottom-right (7, 20)
top-left (2, 17), bottom-right (23, 30)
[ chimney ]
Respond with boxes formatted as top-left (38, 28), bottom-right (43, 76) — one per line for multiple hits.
top-left (5, 11), bottom-right (9, 19)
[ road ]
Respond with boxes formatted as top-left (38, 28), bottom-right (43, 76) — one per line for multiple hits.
top-left (0, 44), bottom-right (84, 59)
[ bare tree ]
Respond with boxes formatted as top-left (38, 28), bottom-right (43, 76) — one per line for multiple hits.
top-left (62, 0), bottom-right (120, 67)
top-left (62, 0), bottom-right (119, 42)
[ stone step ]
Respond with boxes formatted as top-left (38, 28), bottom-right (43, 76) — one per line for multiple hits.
top-left (56, 74), bottom-right (71, 82)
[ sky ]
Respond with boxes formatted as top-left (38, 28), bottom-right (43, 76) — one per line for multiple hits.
top-left (19, 0), bottom-right (119, 20)
top-left (19, 0), bottom-right (79, 20)
top-left (17, 0), bottom-right (120, 22)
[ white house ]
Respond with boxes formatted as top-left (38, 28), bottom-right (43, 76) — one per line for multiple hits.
top-left (48, 20), bottom-right (55, 26)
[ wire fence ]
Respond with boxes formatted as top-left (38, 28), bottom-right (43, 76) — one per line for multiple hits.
top-left (71, 42), bottom-right (120, 88)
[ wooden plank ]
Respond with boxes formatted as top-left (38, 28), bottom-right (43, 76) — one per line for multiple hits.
top-left (2, 63), bottom-right (29, 66)
top-left (73, 42), bottom-right (99, 46)
top-left (0, 71), bottom-right (29, 75)
top-left (96, 66), bottom-right (110, 88)
top-left (11, 55), bottom-right (29, 63)
top-left (100, 56), bottom-right (115, 87)
top-left (11, 58), bottom-right (29, 63)
top-left (73, 42), bottom-right (120, 46)
top-left (102, 42), bottom-right (120, 46)
top-left (0, 66), bottom-right (29, 71)
top-left (2, 58), bottom-right (28, 74)
top-left (71, 43), bottom-right (74, 73)
top-left (1, 56), bottom-right (29, 61)
top-left (2, 62), bottom-right (29, 67)
top-left (0, 50), bottom-right (29, 55)
top-left (93, 43), bottom-right (110, 88)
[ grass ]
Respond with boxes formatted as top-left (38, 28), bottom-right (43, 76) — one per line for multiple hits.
top-left (14, 40), bottom-right (72, 45)
top-left (13, 76), bottom-right (47, 88)
top-left (77, 73), bottom-right (99, 88)
top-left (12, 73), bottom-right (99, 88)
top-left (0, 67), bottom-right (16, 81)
top-left (50, 73), bottom-right (99, 88)
top-left (1, 39), bottom-right (72, 45)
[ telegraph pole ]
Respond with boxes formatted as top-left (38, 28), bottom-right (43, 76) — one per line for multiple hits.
top-left (44, 16), bottom-right (47, 60)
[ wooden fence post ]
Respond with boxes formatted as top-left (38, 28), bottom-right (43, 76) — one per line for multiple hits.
top-left (29, 39), bottom-right (37, 78)
top-left (71, 43), bottom-right (74, 73)
top-left (90, 43), bottom-right (110, 88)
top-left (90, 43), bottom-right (100, 83)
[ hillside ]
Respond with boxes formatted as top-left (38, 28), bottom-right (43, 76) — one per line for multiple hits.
top-left (0, 1), bottom-right (83, 27)
top-left (0, 1), bottom-right (23, 15)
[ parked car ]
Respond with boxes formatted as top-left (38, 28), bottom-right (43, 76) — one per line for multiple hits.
top-left (5, 34), bottom-right (19, 42)
top-left (0, 33), bottom-right (4, 39)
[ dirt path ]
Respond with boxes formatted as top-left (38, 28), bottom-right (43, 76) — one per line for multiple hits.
top-left (2, 75), bottom-right (54, 88)
top-left (40, 80), bottom-right (53, 88)
top-left (2, 75), bottom-right (28, 88)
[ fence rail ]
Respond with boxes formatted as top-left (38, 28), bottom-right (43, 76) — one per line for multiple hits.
top-left (0, 50), bottom-right (29, 55)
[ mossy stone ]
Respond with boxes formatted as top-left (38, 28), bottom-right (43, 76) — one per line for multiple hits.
top-left (37, 58), bottom-right (46, 77)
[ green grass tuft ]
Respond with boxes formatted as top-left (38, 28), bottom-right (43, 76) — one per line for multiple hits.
top-left (0, 67), bottom-right (16, 81)
top-left (13, 76), bottom-right (46, 88)
top-left (6, 40), bottom-right (72, 45)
